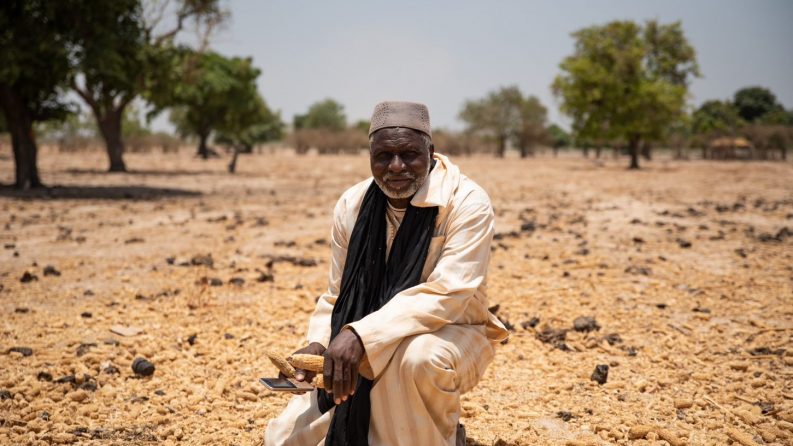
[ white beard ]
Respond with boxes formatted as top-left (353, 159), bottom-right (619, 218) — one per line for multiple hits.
top-left (373, 162), bottom-right (431, 200)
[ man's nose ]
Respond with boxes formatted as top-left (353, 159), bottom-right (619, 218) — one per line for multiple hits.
top-left (388, 155), bottom-right (406, 173)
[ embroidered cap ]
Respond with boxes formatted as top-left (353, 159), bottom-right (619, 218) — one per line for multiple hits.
top-left (368, 101), bottom-right (431, 137)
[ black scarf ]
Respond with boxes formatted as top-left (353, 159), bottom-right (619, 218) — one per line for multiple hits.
top-left (317, 174), bottom-right (439, 445)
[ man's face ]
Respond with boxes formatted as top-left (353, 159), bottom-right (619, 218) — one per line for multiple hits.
top-left (370, 127), bottom-right (434, 200)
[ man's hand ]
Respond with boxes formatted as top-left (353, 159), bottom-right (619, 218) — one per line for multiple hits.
top-left (323, 328), bottom-right (364, 405)
top-left (280, 342), bottom-right (326, 384)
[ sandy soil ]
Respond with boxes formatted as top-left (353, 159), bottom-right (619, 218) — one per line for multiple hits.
top-left (1, 147), bottom-right (792, 445)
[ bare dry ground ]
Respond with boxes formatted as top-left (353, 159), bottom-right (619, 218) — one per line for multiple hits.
top-left (1, 147), bottom-right (792, 446)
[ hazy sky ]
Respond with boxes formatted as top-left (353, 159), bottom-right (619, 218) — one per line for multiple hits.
top-left (170, 0), bottom-right (793, 131)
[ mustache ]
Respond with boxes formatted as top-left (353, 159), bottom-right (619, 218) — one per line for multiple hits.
top-left (383, 172), bottom-right (417, 181)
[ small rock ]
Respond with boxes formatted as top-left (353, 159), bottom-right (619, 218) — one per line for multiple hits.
top-left (37, 371), bottom-right (53, 381)
top-left (43, 265), bottom-right (61, 276)
top-left (625, 266), bottom-right (652, 276)
top-left (0, 390), bottom-right (12, 400)
top-left (55, 374), bottom-right (76, 384)
top-left (256, 272), bottom-right (274, 282)
top-left (80, 311), bottom-right (92, 318)
top-left (14, 307), bottom-right (29, 313)
top-left (76, 343), bottom-right (96, 357)
top-left (187, 334), bottom-right (197, 345)
top-left (520, 317), bottom-right (540, 330)
top-left (573, 316), bottom-right (600, 332)
top-left (132, 357), bottom-right (155, 377)
top-left (190, 254), bottom-right (214, 267)
top-left (229, 277), bottom-right (245, 286)
top-left (224, 333), bottom-right (235, 340)
top-left (603, 333), bottom-right (622, 345)
top-left (676, 238), bottom-right (692, 248)
top-left (556, 411), bottom-right (573, 422)
top-left (102, 364), bottom-right (119, 375)
top-left (591, 364), bottom-right (609, 385)
top-left (9, 346), bottom-right (33, 357)
top-left (20, 271), bottom-right (38, 283)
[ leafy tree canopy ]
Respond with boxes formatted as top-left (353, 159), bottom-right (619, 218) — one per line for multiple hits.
top-left (733, 86), bottom-right (785, 123)
top-left (294, 99), bottom-right (346, 131)
top-left (552, 19), bottom-right (699, 168)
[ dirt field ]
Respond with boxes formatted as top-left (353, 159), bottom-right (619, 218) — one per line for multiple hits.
top-left (1, 147), bottom-right (792, 446)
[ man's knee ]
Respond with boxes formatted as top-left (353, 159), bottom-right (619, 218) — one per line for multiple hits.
top-left (397, 333), bottom-right (457, 387)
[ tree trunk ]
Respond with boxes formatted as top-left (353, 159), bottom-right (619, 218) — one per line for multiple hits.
top-left (595, 147), bottom-right (602, 158)
top-left (0, 84), bottom-right (43, 189)
top-left (197, 131), bottom-right (210, 159)
top-left (496, 135), bottom-right (506, 158)
top-left (628, 137), bottom-right (640, 169)
top-left (228, 145), bottom-right (240, 173)
top-left (97, 108), bottom-right (126, 172)
top-left (582, 146), bottom-right (589, 158)
top-left (641, 142), bottom-right (652, 161)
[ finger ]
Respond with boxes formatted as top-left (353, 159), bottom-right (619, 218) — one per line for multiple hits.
top-left (294, 368), bottom-right (305, 381)
top-left (342, 363), bottom-right (351, 401)
top-left (350, 369), bottom-right (358, 396)
top-left (323, 355), bottom-right (333, 393)
top-left (304, 371), bottom-right (316, 383)
top-left (333, 357), bottom-right (344, 404)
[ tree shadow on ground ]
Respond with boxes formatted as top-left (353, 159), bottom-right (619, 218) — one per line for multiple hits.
top-left (0, 184), bottom-right (202, 200)
top-left (62, 168), bottom-right (260, 177)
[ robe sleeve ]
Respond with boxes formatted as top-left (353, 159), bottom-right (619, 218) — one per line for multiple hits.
top-left (347, 198), bottom-right (495, 379)
top-left (305, 196), bottom-right (348, 348)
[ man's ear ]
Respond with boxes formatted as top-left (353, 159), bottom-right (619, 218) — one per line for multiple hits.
top-left (429, 143), bottom-right (435, 159)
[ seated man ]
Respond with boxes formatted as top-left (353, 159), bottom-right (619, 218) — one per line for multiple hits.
top-left (265, 101), bottom-right (508, 446)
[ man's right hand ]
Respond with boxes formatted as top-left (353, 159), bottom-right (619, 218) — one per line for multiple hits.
top-left (279, 342), bottom-right (326, 383)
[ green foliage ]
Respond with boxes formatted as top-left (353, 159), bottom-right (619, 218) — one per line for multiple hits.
top-left (459, 86), bottom-right (546, 156)
top-left (692, 100), bottom-right (744, 136)
top-left (353, 120), bottom-right (371, 134)
top-left (215, 96), bottom-right (284, 151)
top-left (153, 49), bottom-right (271, 155)
top-left (552, 20), bottom-right (699, 168)
top-left (294, 99), bottom-right (346, 131)
top-left (0, 0), bottom-right (79, 122)
top-left (547, 124), bottom-right (572, 148)
top-left (733, 87), bottom-right (784, 123)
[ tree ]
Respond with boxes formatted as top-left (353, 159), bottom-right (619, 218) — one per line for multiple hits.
top-left (0, 0), bottom-right (79, 188)
top-left (459, 86), bottom-right (523, 157)
top-left (553, 20), bottom-right (699, 169)
top-left (547, 124), bottom-right (571, 153)
top-left (71, 0), bottom-right (225, 172)
top-left (294, 99), bottom-right (346, 131)
top-left (515, 95), bottom-right (548, 157)
top-left (733, 87), bottom-right (785, 123)
top-left (215, 96), bottom-right (283, 153)
top-left (155, 50), bottom-right (265, 159)
top-left (692, 100), bottom-right (743, 136)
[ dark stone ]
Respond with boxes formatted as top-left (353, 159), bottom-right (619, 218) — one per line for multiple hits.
top-left (103, 364), bottom-right (120, 375)
top-left (590, 364), bottom-right (609, 385)
top-left (14, 307), bottom-right (29, 314)
top-left (655, 303), bottom-right (668, 309)
top-left (40, 411), bottom-right (49, 421)
top-left (79, 380), bottom-right (97, 392)
top-left (753, 401), bottom-right (775, 415)
top-left (76, 343), bottom-right (96, 357)
top-left (81, 311), bottom-right (92, 318)
top-left (0, 390), bottom-right (12, 400)
top-left (632, 237), bottom-right (645, 244)
top-left (9, 346), bottom-right (33, 357)
top-left (190, 254), bottom-right (214, 268)
top-left (692, 307), bottom-right (711, 314)
top-left (55, 374), bottom-right (76, 384)
top-left (43, 265), bottom-right (61, 276)
top-left (154, 389), bottom-right (166, 396)
top-left (676, 238), bottom-right (692, 248)
top-left (556, 411), bottom-right (573, 422)
top-left (187, 334), bottom-right (197, 345)
top-left (573, 316), bottom-right (600, 333)
top-left (520, 317), bottom-right (540, 330)
top-left (20, 272), bottom-right (38, 283)
top-left (627, 347), bottom-right (638, 356)
top-left (124, 237), bottom-right (144, 244)
top-left (256, 272), bottom-right (274, 282)
top-left (603, 333), bottom-right (622, 345)
top-left (224, 333), bottom-right (235, 340)
top-left (229, 277), bottom-right (245, 286)
top-left (536, 327), bottom-right (569, 351)
top-left (625, 266), bottom-right (652, 276)
top-left (520, 221), bottom-right (536, 233)
top-left (37, 371), bottom-right (53, 382)
top-left (131, 357), bottom-right (155, 377)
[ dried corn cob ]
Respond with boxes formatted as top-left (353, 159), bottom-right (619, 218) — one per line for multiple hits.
top-left (265, 350), bottom-right (295, 378)
top-left (314, 374), bottom-right (325, 390)
top-left (288, 354), bottom-right (325, 373)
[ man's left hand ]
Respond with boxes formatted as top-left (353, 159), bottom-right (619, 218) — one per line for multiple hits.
top-left (323, 328), bottom-right (364, 405)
